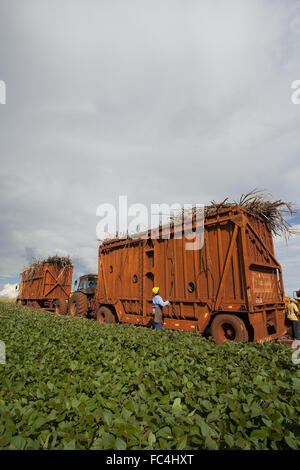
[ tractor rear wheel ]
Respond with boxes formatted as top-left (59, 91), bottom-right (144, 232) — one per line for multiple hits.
top-left (68, 292), bottom-right (88, 317)
top-left (96, 306), bottom-right (116, 324)
top-left (211, 314), bottom-right (249, 344)
top-left (55, 299), bottom-right (67, 316)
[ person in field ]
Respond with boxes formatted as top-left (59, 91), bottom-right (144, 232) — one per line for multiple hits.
top-left (152, 287), bottom-right (170, 330)
top-left (287, 299), bottom-right (300, 340)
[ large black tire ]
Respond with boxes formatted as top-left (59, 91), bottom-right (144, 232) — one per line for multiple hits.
top-left (96, 306), bottom-right (116, 324)
top-left (211, 314), bottom-right (249, 345)
top-left (55, 299), bottom-right (67, 316)
top-left (68, 292), bottom-right (88, 317)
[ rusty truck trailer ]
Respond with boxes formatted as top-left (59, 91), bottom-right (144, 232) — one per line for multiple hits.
top-left (96, 206), bottom-right (286, 343)
top-left (17, 263), bottom-right (73, 315)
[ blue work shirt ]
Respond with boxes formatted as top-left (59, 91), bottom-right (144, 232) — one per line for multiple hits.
top-left (152, 294), bottom-right (170, 314)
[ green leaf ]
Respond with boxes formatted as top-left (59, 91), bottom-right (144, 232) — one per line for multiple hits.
top-left (101, 432), bottom-right (115, 449)
top-left (201, 400), bottom-right (212, 411)
top-left (63, 439), bottom-right (76, 450)
top-left (10, 436), bottom-right (27, 450)
top-left (148, 432), bottom-right (156, 446)
top-left (177, 435), bottom-right (187, 450)
top-left (70, 360), bottom-right (78, 371)
top-left (102, 410), bottom-right (113, 426)
top-left (32, 416), bottom-right (48, 430)
top-left (199, 421), bottom-right (212, 438)
top-left (250, 402), bottom-right (262, 418)
top-left (292, 378), bottom-right (300, 391)
top-left (160, 395), bottom-right (170, 405)
top-left (261, 417), bottom-right (272, 428)
top-left (224, 434), bottom-right (234, 448)
top-left (172, 398), bottom-right (182, 413)
top-left (285, 436), bottom-right (298, 450)
top-left (115, 437), bottom-right (127, 450)
top-left (205, 436), bottom-right (218, 450)
top-left (250, 429), bottom-right (267, 441)
top-left (206, 410), bottom-right (220, 423)
top-left (156, 426), bottom-right (172, 439)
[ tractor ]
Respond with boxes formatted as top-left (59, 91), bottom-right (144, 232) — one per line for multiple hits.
top-left (68, 274), bottom-right (98, 317)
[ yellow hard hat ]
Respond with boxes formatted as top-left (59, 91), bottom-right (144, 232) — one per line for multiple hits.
top-left (152, 287), bottom-right (160, 295)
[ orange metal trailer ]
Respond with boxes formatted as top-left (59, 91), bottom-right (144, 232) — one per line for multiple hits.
top-left (95, 206), bottom-right (287, 343)
top-left (17, 263), bottom-right (73, 315)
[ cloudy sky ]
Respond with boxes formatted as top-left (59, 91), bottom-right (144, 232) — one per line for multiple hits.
top-left (0, 0), bottom-right (300, 297)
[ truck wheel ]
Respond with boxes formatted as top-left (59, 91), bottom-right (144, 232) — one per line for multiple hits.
top-left (96, 306), bottom-right (116, 324)
top-left (68, 292), bottom-right (88, 317)
top-left (55, 299), bottom-right (67, 316)
top-left (211, 314), bottom-right (249, 344)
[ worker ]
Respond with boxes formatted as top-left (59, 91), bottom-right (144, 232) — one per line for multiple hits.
top-left (152, 287), bottom-right (170, 330)
top-left (287, 298), bottom-right (300, 340)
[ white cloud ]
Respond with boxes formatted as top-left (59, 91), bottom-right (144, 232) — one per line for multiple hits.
top-left (0, 284), bottom-right (18, 299)
top-left (274, 225), bottom-right (300, 297)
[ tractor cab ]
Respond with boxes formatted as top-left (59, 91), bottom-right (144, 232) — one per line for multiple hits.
top-left (75, 274), bottom-right (98, 295)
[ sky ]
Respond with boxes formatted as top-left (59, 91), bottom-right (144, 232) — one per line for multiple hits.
top-left (0, 0), bottom-right (300, 298)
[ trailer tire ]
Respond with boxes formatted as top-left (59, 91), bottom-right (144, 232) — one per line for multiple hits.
top-left (96, 306), bottom-right (116, 324)
top-left (211, 314), bottom-right (249, 344)
top-left (55, 299), bottom-right (67, 316)
top-left (68, 292), bottom-right (88, 317)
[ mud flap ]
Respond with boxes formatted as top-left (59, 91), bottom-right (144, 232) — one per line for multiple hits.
top-left (249, 313), bottom-right (268, 341)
